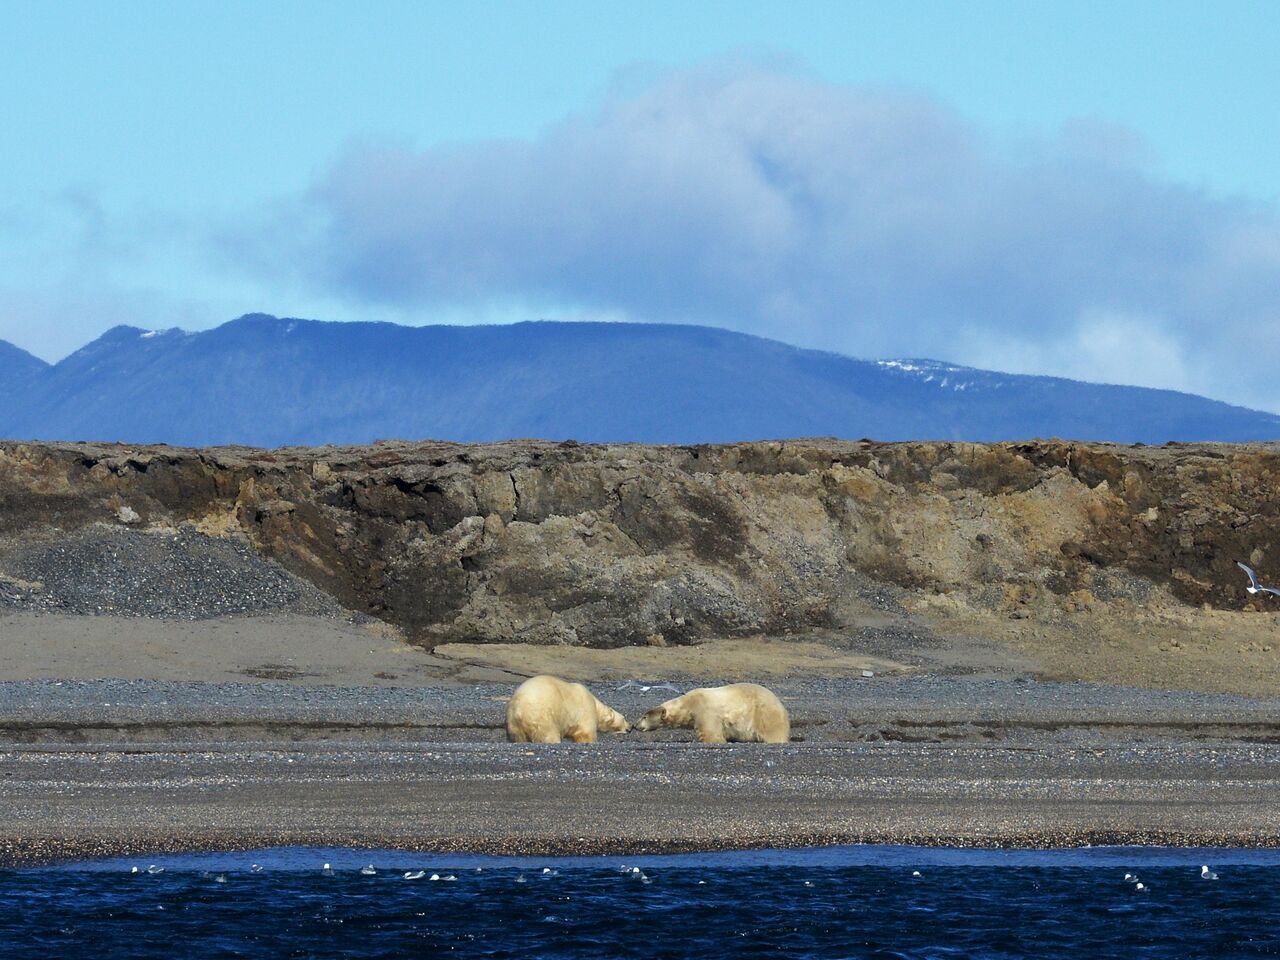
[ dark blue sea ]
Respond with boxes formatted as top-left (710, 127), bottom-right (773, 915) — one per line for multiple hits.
top-left (3, 845), bottom-right (1279, 958)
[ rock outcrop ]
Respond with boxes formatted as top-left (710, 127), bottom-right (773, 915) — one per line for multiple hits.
top-left (2, 439), bottom-right (1279, 652)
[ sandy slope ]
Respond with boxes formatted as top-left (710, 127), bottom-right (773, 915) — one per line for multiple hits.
top-left (0, 613), bottom-right (517, 687)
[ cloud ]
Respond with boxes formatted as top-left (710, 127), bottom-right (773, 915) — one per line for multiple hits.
top-left (252, 62), bottom-right (1280, 412)
top-left (958, 309), bottom-right (1194, 395)
top-left (0, 187), bottom-right (357, 361)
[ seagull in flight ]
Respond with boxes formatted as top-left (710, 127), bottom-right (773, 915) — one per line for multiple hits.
top-left (1237, 562), bottom-right (1280, 597)
top-left (616, 680), bottom-right (681, 693)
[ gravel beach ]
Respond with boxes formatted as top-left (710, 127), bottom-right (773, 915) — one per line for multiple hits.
top-left (4, 675), bottom-right (1280, 866)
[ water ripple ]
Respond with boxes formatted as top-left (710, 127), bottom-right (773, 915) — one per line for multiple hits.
top-left (3, 846), bottom-right (1280, 958)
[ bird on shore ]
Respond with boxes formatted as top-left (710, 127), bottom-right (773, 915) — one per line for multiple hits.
top-left (1236, 562), bottom-right (1280, 597)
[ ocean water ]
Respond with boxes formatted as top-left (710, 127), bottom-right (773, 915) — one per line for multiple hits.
top-left (3, 846), bottom-right (1280, 958)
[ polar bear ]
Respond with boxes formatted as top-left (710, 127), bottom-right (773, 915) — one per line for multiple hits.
top-left (505, 675), bottom-right (631, 743)
top-left (633, 683), bottom-right (790, 743)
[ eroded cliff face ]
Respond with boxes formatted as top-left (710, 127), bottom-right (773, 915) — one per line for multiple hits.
top-left (2, 439), bottom-right (1278, 653)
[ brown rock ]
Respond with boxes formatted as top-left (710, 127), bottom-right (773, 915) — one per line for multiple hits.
top-left (2, 437), bottom-right (1278, 649)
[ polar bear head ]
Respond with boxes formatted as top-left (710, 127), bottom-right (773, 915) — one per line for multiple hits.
top-left (633, 705), bottom-right (666, 732)
top-left (596, 700), bottom-right (631, 734)
top-left (634, 696), bottom-right (691, 732)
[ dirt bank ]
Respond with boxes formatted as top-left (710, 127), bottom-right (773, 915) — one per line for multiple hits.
top-left (3, 439), bottom-right (1280, 693)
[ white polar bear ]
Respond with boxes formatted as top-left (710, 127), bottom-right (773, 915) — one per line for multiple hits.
top-left (505, 675), bottom-right (630, 743)
top-left (633, 683), bottom-right (790, 743)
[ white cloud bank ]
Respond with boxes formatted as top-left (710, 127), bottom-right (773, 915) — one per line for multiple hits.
top-left (251, 63), bottom-right (1280, 411)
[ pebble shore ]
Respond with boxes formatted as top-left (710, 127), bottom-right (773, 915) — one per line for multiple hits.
top-left (4, 676), bottom-right (1280, 867)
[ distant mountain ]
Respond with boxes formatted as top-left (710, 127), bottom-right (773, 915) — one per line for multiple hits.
top-left (0, 339), bottom-right (49, 386)
top-left (1, 314), bottom-right (1276, 446)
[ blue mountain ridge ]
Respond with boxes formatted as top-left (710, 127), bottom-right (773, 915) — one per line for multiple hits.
top-left (0, 339), bottom-right (49, 385)
top-left (0, 314), bottom-right (1276, 446)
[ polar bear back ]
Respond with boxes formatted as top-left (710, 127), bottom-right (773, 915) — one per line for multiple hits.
top-left (696, 683), bottom-right (790, 743)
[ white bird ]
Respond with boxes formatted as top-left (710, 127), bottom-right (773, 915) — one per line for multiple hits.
top-left (616, 680), bottom-right (681, 693)
top-left (1135, 882), bottom-right (1148, 892)
top-left (360, 864), bottom-right (377, 876)
top-left (430, 873), bottom-right (441, 881)
top-left (803, 880), bottom-right (815, 887)
top-left (321, 863), bottom-right (334, 877)
top-left (214, 874), bottom-right (227, 884)
top-left (146, 865), bottom-right (164, 875)
top-left (912, 871), bottom-right (922, 878)
top-left (250, 864), bottom-right (263, 873)
top-left (1237, 562), bottom-right (1280, 597)
top-left (403, 870), bottom-right (426, 880)
top-left (1201, 865), bottom-right (1219, 880)
top-left (444, 875), bottom-right (457, 881)
top-left (1124, 873), bottom-right (1136, 882)
top-left (130, 866), bottom-right (139, 874)
top-left (515, 875), bottom-right (527, 883)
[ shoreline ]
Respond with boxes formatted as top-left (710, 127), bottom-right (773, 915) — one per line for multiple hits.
top-left (4, 728), bottom-right (1280, 870)
top-left (5, 675), bottom-right (1280, 871)
top-left (9, 831), bottom-right (1280, 871)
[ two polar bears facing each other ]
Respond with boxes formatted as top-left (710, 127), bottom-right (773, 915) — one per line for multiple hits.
top-left (505, 675), bottom-right (790, 744)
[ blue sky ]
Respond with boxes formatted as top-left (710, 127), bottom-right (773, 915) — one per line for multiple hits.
top-left (3, 1), bottom-right (1279, 410)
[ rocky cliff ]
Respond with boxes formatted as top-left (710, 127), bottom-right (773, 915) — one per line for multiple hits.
top-left (3, 438), bottom-right (1279, 660)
